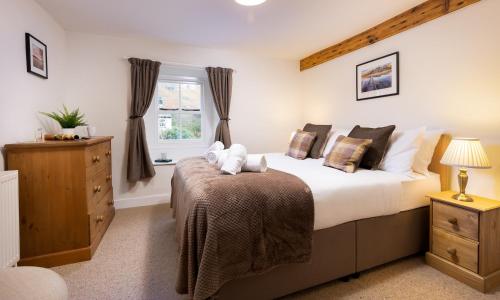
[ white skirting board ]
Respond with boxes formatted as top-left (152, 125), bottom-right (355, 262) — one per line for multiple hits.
top-left (114, 193), bottom-right (170, 209)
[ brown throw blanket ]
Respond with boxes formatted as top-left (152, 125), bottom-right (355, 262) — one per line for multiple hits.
top-left (172, 157), bottom-right (314, 300)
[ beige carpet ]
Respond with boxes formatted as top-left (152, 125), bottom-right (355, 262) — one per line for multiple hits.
top-left (53, 205), bottom-right (500, 300)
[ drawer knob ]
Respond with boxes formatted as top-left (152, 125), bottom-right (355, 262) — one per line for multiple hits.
top-left (107, 199), bottom-right (114, 206)
top-left (106, 175), bottom-right (112, 181)
top-left (105, 150), bottom-right (111, 157)
top-left (448, 217), bottom-right (458, 225)
top-left (92, 155), bottom-right (101, 163)
top-left (93, 185), bottom-right (102, 193)
top-left (96, 215), bottom-right (104, 223)
top-left (447, 247), bottom-right (457, 256)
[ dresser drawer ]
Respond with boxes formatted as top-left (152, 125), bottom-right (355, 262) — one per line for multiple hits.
top-left (90, 189), bottom-right (114, 243)
top-left (85, 142), bottom-right (112, 177)
top-left (432, 227), bottom-right (478, 272)
top-left (433, 201), bottom-right (479, 241)
top-left (86, 168), bottom-right (112, 210)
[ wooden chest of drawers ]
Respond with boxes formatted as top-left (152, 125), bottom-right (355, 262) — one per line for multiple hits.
top-left (5, 137), bottom-right (115, 267)
top-left (426, 191), bottom-right (500, 292)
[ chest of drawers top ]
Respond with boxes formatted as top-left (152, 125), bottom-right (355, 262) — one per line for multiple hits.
top-left (428, 191), bottom-right (500, 213)
top-left (5, 136), bottom-right (113, 150)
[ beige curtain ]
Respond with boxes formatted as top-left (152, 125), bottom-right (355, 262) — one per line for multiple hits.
top-left (127, 58), bottom-right (161, 182)
top-left (206, 67), bottom-right (233, 148)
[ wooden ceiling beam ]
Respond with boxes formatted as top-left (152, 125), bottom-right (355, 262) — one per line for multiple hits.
top-left (299, 0), bottom-right (481, 71)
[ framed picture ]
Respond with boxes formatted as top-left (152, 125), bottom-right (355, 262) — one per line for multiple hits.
top-left (356, 52), bottom-right (398, 101)
top-left (25, 33), bottom-right (48, 79)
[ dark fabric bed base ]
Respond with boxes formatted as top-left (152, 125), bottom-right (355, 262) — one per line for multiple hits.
top-left (216, 206), bottom-right (429, 300)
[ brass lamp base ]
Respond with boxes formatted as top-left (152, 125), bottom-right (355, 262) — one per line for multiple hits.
top-left (454, 168), bottom-right (473, 202)
top-left (452, 193), bottom-right (473, 202)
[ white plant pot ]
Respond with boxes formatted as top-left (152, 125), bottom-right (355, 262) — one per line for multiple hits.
top-left (62, 128), bottom-right (75, 135)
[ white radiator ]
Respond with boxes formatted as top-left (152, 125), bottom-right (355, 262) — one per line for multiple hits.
top-left (0, 171), bottom-right (19, 268)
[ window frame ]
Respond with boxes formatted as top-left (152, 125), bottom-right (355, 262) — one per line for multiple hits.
top-left (155, 77), bottom-right (205, 145)
top-left (145, 72), bottom-right (214, 155)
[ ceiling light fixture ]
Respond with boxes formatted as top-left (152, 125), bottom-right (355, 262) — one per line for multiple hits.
top-left (235, 0), bottom-right (267, 6)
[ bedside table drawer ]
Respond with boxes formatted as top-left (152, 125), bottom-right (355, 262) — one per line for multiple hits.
top-left (432, 227), bottom-right (478, 273)
top-left (433, 201), bottom-right (478, 241)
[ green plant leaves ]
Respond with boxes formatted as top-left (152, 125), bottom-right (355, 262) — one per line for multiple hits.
top-left (40, 105), bottom-right (87, 128)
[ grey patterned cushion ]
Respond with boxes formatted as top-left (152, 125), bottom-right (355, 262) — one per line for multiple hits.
top-left (286, 130), bottom-right (317, 160)
top-left (324, 135), bottom-right (372, 173)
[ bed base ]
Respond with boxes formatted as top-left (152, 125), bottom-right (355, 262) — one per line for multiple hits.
top-left (216, 206), bottom-right (429, 299)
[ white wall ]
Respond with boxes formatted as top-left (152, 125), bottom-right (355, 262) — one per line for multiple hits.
top-left (0, 0), bottom-right (67, 169)
top-left (300, 0), bottom-right (500, 199)
top-left (4, 0), bottom-right (499, 205)
top-left (63, 33), bottom-right (303, 204)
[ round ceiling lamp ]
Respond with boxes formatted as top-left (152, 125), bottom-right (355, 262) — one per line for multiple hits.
top-left (235, 0), bottom-right (267, 6)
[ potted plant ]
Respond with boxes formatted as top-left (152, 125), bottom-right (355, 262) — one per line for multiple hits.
top-left (41, 105), bottom-right (86, 135)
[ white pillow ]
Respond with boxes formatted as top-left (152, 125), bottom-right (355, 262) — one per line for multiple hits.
top-left (412, 129), bottom-right (444, 176)
top-left (380, 127), bottom-right (425, 174)
top-left (322, 128), bottom-right (350, 157)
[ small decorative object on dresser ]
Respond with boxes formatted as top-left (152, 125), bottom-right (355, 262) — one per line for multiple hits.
top-left (426, 191), bottom-right (500, 293)
top-left (40, 105), bottom-right (87, 136)
top-left (440, 138), bottom-right (491, 202)
top-left (4, 137), bottom-right (114, 267)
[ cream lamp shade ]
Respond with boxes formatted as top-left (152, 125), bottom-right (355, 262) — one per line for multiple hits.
top-left (441, 138), bottom-right (491, 201)
top-left (440, 138), bottom-right (491, 169)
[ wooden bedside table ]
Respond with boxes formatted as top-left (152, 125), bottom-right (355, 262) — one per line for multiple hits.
top-left (426, 191), bottom-right (500, 292)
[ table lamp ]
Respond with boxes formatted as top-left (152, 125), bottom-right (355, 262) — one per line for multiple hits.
top-left (440, 138), bottom-right (491, 202)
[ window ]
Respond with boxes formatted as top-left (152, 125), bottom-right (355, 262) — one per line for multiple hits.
top-left (144, 65), bottom-right (216, 161)
top-left (157, 81), bottom-right (202, 141)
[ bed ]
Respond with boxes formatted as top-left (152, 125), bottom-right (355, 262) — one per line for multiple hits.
top-left (173, 134), bottom-right (451, 300)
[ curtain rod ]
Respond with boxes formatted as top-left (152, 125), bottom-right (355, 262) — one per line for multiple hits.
top-left (122, 57), bottom-right (236, 73)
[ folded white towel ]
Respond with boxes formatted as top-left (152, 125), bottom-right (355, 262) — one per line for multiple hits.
top-left (216, 149), bottom-right (231, 169)
top-left (228, 144), bottom-right (247, 160)
top-left (205, 141), bottom-right (224, 157)
top-left (242, 154), bottom-right (267, 173)
top-left (221, 156), bottom-right (244, 175)
top-left (207, 150), bottom-right (222, 165)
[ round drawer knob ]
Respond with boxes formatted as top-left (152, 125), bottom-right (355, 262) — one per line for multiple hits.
top-left (96, 215), bottom-right (104, 223)
top-left (447, 247), bottom-right (457, 256)
top-left (92, 156), bottom-right (101, 163)
top-left (107, 200), bottom-right (114, 206)
top-left (106, 175), bottom-right (112, 181)
top-left (93, 186), bottom-right (102, 193)
top-left (105, 151), bottom-right (111, 157)
top-left (448, 217), bottom-right (458, 225)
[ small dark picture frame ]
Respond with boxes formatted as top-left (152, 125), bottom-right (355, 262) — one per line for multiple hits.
top-left (356, 52), bottom-right (399, 101)
top-left (25, 33), bottom-right (48, 79)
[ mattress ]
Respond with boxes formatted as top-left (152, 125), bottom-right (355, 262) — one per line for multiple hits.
top-left (401, 172), bottom-right (440, 212)
top-left (265, 153), bottom-right (440, 230)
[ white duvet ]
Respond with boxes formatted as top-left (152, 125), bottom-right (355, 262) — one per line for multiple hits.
top-left (265, 153), bottom-right (435, 230)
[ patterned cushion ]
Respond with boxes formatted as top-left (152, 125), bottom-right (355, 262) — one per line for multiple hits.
top-left (348, 125), bottom-right (396, 170)
top-left (287, 130), bottom-right (317, 160)
top-left (302, 123), bottom-right (332, 159)
top-left (324, 135), bottom-right (373, 173)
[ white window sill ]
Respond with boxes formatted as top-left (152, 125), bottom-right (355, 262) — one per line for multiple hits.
top-left (149, 143), bottom-right (207, 165)
top-left (153, 160), bottom-right (177, 166)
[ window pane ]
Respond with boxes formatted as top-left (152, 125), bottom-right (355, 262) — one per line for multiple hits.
top-left (180, 83), bottom-right (201, 111)
top-left (180, 113), bottom-right (201, 139)
top-left (158, 113), bottom-right (180, 140)
top-left (158, 82), bottom-right (179, 110)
